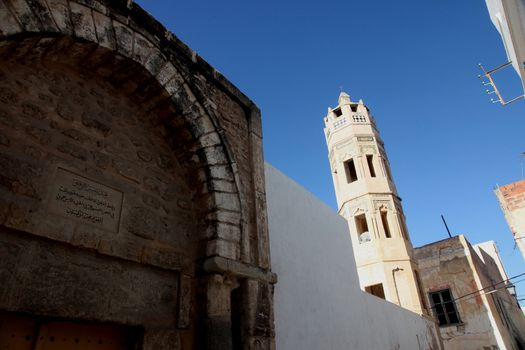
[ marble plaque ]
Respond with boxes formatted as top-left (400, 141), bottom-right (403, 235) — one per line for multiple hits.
top-left (49, 168), bottom-right (123, 232)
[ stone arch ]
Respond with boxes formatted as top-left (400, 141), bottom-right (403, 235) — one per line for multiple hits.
top-left (0, 1), bottom-right (277, 349)
top-left (0, 1), bottom-right (281, 349)
top-left (0, 0), bottom-right (243, 256)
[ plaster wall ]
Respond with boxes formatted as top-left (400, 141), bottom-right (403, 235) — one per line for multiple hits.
top-left (486, 0), bottom-right (525, 93)
top-left (266, 164), bottom-right (441, 350)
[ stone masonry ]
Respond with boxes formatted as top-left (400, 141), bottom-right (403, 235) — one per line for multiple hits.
top-left (0, 0), bottom-right (276, 349)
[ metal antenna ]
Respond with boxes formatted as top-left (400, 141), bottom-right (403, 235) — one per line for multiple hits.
top-left (478, 62), bottom-right (524, 106)
top-left (441, 215), bottom-right (452, 239)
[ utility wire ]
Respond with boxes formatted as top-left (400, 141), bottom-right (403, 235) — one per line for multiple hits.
top-left (427, 271), bottom-right (525, 310)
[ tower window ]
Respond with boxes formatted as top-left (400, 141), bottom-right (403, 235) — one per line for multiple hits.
top-left (355, 214), bottom-right (370, 243)
top-left (345, 159), bottom-right (358, 183)
top-left (429, 289), bottom-right (460, 326)
top-left (380, 211), bottom-right (391, 238)
top-left (334, 108), bottom-right (342, 117)
top-left (365, 283), bottom-right (385, 299)
top-left (366, 155), bottom-right (376, 177)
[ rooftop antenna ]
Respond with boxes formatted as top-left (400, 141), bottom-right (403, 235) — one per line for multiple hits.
top-left (441, 214), bottom-right (453, 239)
top-left (478, 62), bottom-right (524, 106)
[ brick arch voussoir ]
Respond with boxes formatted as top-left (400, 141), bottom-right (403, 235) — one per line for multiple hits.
top-left (0, 0), bottom-right (243, 259)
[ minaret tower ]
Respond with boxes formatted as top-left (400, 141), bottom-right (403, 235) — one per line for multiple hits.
top-left (324, 92), bottom-right (426, 314)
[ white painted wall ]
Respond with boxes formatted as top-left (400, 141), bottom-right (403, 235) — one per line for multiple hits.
top-left (265, 163), bottom-right (442, 350)
top-left (486, 0), bottom-right (525, 94)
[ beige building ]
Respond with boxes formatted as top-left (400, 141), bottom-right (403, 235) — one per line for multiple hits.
top-left (495, 179), bottom-right (525, 261)
top-left (415, 236), bottom-right (525, 350)
top-left (324, 92), bottom-right (426, 315)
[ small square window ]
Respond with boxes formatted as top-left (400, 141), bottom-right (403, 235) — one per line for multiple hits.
top-left (429, 289), bottom-right (461, 326)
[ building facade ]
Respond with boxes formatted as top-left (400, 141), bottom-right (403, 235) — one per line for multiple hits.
top-left (0, 1), bottom-right (275, 349)
top-left (415, 236), bottom-right (525, 350)
top-left (485, 0), bottom-right (525, 95)
top-left (323, 92), bottom-right (426, 314)
top-left (495, 179), bottom-right (525, 261)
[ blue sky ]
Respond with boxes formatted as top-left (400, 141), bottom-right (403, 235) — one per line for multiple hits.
top-left (136, 1), bottom-right (525, 299)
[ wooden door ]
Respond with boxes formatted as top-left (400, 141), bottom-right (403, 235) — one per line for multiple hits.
top-left (0, 313), bottom-right (137, 350)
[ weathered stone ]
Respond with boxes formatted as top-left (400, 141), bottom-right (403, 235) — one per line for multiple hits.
top-left (206, 210), bottom-right (242, 225)
top-left (113, 19), bottom-right (134, 56)
top-left (70, 2), bottom-right (97, 42)
top-left (143, 329), bottom-right (181, 350)
top-left (92, 10), bottom-right (116, 50)
top-left (0, 1), bottom-right (22, 36)
top-left (199, 145), bottom-right (229, 165)
top-left (178, 274), bottom-right (192, 329)
top-left (81, 112), bottom-right (111, 135)
top-left (6, 0), bottom-right (41, 32)
top-left (212, 191), bottom-right (241, 212)
top-left (207, 222), bottom-right (241, 242)
top-left (0, 0), bottom-right (274, 347)
top-left (46, 0), bottom-right (74, 34)
top-left (57, 141), bottom-right (88, 161)
top-left (207, 238), bottom-right (240, 260)
top-left (0, 130), bottom-right (10, 146)
top-left (26, 0), bottom-right (58, 32)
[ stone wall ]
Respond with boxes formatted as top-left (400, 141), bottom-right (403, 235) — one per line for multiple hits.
top-left (0, 0), bottom-right (275, 349)
top-left (415, 236), bottom-right (525, 350)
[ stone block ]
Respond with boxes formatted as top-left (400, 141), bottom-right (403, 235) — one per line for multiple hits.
top-left (46, 0), bottom-right (73, 34)
top-left (92, 10), bottom-right (116, 50)
top-left (206, 210), bottom-right (241, 226)
top-left (70, 2), bottom-right (97, 42)
top-left (143, 247), bottom-right (186, 272)
top-left (178, 274), bottom-right (192, 329)
top-left (144, 51), bottom-right (166, 78)
top-left (7, 0), bottom-right (41, 32)
top-left (0, 1), bottom-right (22, 36)
top-left (132, 32), bottom-right (155, 66)
top-left (241, 279), bottom-right (275, 338)
top-left (156, 62), bottom-right (177, 86)
top-left (212, 191), bottom-right (241, 212)
top-left (198, 145), bottom-right (228, 166)
top-left (208, 165), bottom-right (234, 181)
top-left (112, 19), bottom-right (133, 56)
top-left (26, 0), bottom-right (58, 32)
top-left (188, 115), bottom-right (217, 140)
top-left (206, 238), bottom-right (239, 260)
top-left (143, 329), bottom-right (181, 350)
top-left (97, 238), bottom-right (143, 263)
top-left (198, 131), bottom-right (221, 148)
top-left (206, 222), bottom-right (241, 242)
top-left (209, 179), bottom-right (237, 193)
